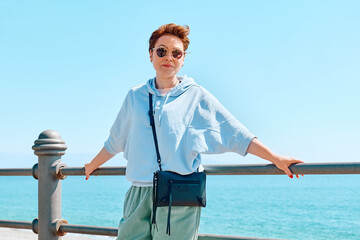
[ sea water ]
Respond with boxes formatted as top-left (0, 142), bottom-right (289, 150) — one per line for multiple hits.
top-left (1, 175), bottom-right (359, 240)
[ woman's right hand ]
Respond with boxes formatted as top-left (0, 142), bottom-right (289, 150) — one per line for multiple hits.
top-left (84, 147), bottom-right (115, 180)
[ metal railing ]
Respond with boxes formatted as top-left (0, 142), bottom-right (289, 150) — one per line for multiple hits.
top-left (1, 130), bottom-right (360, 240)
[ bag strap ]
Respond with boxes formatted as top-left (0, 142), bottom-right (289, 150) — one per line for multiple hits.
top-left (148, 93), bottom-right (162, 171)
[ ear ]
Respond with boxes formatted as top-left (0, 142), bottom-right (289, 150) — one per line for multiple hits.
top-left (149, 50), bottom-right (153, 62)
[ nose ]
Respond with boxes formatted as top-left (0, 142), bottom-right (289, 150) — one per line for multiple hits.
top-left (164, 51), bottom-right (174, 61)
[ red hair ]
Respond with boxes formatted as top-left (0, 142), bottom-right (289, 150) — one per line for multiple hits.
top-left (149, 23), bottom-right (190, 52)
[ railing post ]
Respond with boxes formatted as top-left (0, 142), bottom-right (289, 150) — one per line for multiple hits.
top-left (32, 130), bottom-right (67, 240)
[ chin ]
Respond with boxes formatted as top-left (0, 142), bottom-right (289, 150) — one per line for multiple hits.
top-left (157, 70), bottom-right (178, 78)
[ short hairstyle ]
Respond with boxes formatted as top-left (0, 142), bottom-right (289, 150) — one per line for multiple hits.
top-left (149, 23), bottom-right (190, 52)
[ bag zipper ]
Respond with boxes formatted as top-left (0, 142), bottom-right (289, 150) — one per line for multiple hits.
top-left (167, 179), bottom-right (200, 184)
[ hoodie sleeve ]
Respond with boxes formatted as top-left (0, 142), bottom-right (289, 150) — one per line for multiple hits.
top-left (104, 91), bottom-right (132, 155)
top-left (186, 88), bottom-right (256, 156)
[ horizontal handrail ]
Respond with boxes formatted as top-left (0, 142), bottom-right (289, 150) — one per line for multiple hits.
top-left (0, 163), bottom-right (38, 178)
top-left (59, 223), bottom-right (117, 236)
top-left (0, 168), bottom-right (33, 176)
top-left (0, 220), bottom-right (280, 240)
top-left (198, 234), bottom-right (280, 240)
top-left (204, 162), bottom-right (360, 175)
top-left (1, 162), bottom-right (360, 177)
top-left (0, 220), bottom-right (33, 230)
top-left (62, 166), bottom-right (126, 176)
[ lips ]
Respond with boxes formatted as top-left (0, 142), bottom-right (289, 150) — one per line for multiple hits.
top-left (162, 64), bottom-right (173, 68)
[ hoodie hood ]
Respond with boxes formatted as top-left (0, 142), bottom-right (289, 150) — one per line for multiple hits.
top-left (146, 75), bottom-right (196, 97)
top-left (146, 75), bottom-right (197, 127)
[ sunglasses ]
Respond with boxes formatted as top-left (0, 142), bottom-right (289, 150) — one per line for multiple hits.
top-left (152, 46), bottom-right (187, 59)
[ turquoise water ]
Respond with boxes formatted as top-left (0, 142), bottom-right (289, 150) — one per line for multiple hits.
top-left (1, 175), bottom-right (360, 239)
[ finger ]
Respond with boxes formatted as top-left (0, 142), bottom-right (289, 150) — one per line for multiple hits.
top-left (85, 170), bottom-right (90, 180)
top-left (292, 159), bottom-right (304, 164)
top-left (84, 166), bottom-right (88, 180)
top-left (283, 167), bottom-right (293, 179)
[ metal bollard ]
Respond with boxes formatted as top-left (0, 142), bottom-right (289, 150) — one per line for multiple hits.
top-left (32, 130), bottom-right (67, 240)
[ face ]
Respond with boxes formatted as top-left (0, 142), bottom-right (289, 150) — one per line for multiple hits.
top-left (149, 34), bottom-right (185, 79)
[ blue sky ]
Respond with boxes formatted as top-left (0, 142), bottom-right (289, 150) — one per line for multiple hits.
top-left (0, 1), bottom-right (359, 168)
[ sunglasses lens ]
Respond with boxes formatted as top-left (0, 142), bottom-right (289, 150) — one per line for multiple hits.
top-left (156, 47), bottom-right (167, 57)
top-left (172, 49), bottom-right (183, 59)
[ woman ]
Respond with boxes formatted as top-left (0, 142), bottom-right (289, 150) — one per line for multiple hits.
top-left (84, 23), bottom-right (304, 240)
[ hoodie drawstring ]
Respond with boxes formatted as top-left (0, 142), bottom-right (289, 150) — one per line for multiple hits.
top-left (158, 94), bottom-right (171, 127)
top-left (148, 76), bottom-right (194, 127)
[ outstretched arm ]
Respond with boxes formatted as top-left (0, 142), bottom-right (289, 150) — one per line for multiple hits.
top-left (247, 138), bottom-right (304, 178)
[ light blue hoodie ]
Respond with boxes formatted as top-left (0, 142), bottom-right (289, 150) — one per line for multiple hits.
top-left (104, 75), bottom-right (256, 186)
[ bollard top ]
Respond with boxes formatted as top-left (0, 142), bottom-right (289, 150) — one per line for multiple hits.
top-left (38, 130), bottom-right (62, 140)
top-left (32, 130), bottom-right (67, 156)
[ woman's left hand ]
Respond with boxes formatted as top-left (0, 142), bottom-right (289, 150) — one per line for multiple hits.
top-left (272, 156), bottom-right (304, 179)
top-left (247, 138), bottom-right (304, 179)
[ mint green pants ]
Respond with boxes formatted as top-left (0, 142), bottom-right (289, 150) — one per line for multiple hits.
top-left (116, 186), bottom-right (201, 240)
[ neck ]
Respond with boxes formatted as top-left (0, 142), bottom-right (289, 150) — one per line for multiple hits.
top-left (155, 75), bottom-right (179, 89)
